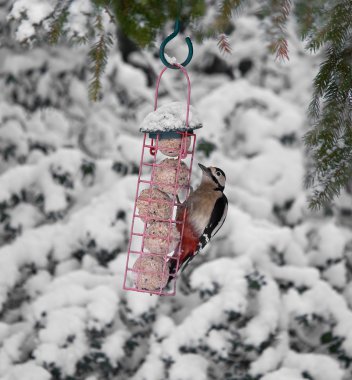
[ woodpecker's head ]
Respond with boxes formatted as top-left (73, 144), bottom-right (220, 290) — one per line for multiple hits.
top-left (198, 163), bottom-right (226, 191)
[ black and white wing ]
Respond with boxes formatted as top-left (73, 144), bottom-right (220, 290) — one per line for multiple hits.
top-left (198, 194), bottom-right (228, 251)
top-left (180, 194), bottom-right (228, 272)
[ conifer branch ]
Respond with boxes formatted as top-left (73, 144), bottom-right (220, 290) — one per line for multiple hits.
top-left (217, 33), bottom-right (232, 55)
top-left (272, 37), bottom-right (289, 61)
top-left (303, 1), bottom-right (352, 208)
top-left (264, 0), bottom-right (291, 61)
top-left (305, 57), bottom-right (352, 207)
top-left (48, 3), bottom-right (69, 45)
top-left (220, 0), bottom-right (243, 18)
top-left (213, 0), bottom-right (244, 34)
top-left (88, 12), bottom-right (113, 102)
top-left (104, 3), bottom-right (115, 24)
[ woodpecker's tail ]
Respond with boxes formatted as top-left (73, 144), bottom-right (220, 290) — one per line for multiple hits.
top-left (167, 240), bottom-right (198, 286)
top-left (167, 207), bottom-right (199, 286)
top-left (168, 242), bottom-right (180, 275)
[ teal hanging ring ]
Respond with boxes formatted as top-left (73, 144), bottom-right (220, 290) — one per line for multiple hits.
top-left (159, 19), bottom-right (193, 69)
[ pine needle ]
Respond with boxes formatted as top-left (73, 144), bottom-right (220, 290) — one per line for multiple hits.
top-left (302, 0), bottom-right (352, 208)
top-left (264, 0), bottom-right (292, 62)
top-left (220, 0), bottom-right (243, 18)
top-left (88, 13), bottom-right (113, 102)
top-left (213, 0), bottom-right (244, 33)
top-left (217, 33), bottom-right (232, 55)
top-left (272, 37), bottom-right (289, 61)
top-left (48, 4), bottom-right (69, 44)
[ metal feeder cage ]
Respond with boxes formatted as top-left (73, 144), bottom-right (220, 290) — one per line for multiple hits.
top-left (123, 65), bottom-right (202, 296)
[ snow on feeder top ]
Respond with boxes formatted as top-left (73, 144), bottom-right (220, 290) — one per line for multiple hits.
top-left (140, 101), bottom-right (202, 133)
top-left (123, 20), bottom-right (201, 296)
top-left (140, 101), bottom-right (202, 158)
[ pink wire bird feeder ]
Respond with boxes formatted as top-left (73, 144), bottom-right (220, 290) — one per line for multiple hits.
top-left (123, 36), bottom-right (203, 295)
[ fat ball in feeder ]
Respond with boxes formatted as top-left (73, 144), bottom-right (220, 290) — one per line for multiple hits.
top-left (136, 188), bottom-right (173, 222)
top-left (133, 255), bottom-right (169, 291)
top-left (144, 221), bottom-right (180, 254)
top-left (153, 158), bottom-right (189, 195)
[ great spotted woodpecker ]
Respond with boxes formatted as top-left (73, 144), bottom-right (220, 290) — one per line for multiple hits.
top-left (169, 163), bottom-right (228, 278)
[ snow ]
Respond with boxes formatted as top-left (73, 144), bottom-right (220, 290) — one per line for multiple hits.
top-left (2, 329), bottom-right (28, 361)
top-left (86, 286), bottom-right (118, 328)
top-left (323, 262), bottom-right (346, 288)
top-left (26, 270), bottom-right (52, 297)
top-left (153, 315), bottom-right (175, 340)
top-left (261, 367), bottom-right (304, 380)
top-left (284, 351), bottom-right (344, 380)
top-left (28, 109), bottom-right (71, 148)
top-left (116, 135), bottom-right (143, 164)
top-left (161, 258), bottom-right (250, 357)
top-left (34, 340), bottom-right (89, 376)
top-left (1, 51), bottom-right (46, 76)
top-left (250, 332), bottom-right (289, 375)
top-left (0, 149), bottom-right (83, 212)
top-left (8, 203), bottom-right (42, 229)
top-left (102, 330), bottom-right (130, 365)
top-left (0, 173), bottom-right (133, 311)
top-left (1, 2), bottom-right (352, 380)
top-left (164, 53), bottom-right (178, 65)
top-left (80, 115), bottom-right (115, 158)
top-left (197, 79), bottom-right (303, 146)
top-left (307, 222), bottom-right (347, 266)
top-left (125, 290), bottom-right (159, 317)
top-left (229, 186), bottom-right (272, 219)
top-left (284, 280), bottom-right (352, 356)
top-left (140, 102), bottom-right (203, 132)
top-left (0, 362), bottom-right (51, 380)
top-left (15, 20), bottom-right (35, 41)
top-left (131, 341), bottom-right (165, 380)
top-left (9, 0), bottom-right (53, 40)
top-left (106, 55), bottom-right (150, 103)
top-left (38, 307), bottom-right (86, 345)
top-left (65, 0), bottom-right (93, 38)
top-left (169, 354), bottom-right (208, 380)
top-left (271, 265), bottom-right (320, 288)
top-left (243, 278), bottom-right (281, 346)
top-left (9, 0), bottom-right (53, 24)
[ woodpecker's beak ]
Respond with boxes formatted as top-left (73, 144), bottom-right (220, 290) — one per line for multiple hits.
top-left (198, 163), bottom-right (211, 177)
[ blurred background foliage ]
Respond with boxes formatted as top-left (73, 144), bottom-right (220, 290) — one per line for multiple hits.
top-left (5, 0), bottom-right (352, 209)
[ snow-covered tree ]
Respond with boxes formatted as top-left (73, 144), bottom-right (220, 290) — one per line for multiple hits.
top-left (6, 0), bottom-right (352, 207)
top-left (1, 1), bottom-right (352, 380)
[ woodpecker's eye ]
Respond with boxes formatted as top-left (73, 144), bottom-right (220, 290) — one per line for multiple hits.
top-left (216, 171), bottom-right (221, 176)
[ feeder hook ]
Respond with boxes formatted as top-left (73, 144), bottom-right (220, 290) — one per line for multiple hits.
top-left (159, 19), bottom-right (193, 69)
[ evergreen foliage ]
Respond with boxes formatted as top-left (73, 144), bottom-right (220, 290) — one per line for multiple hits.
top-left (7, 0), bottom-right (352, 207)
top-left (88, 12), bottom-right (113, 101)
top-left (48, 3), bottom-right (69, 45)
top-left (299, 0), bottom-right (352, 209)
top-left (217, 33), bottom-right (232, 55)
top-left (260, 0), bottom-right (292, 61)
